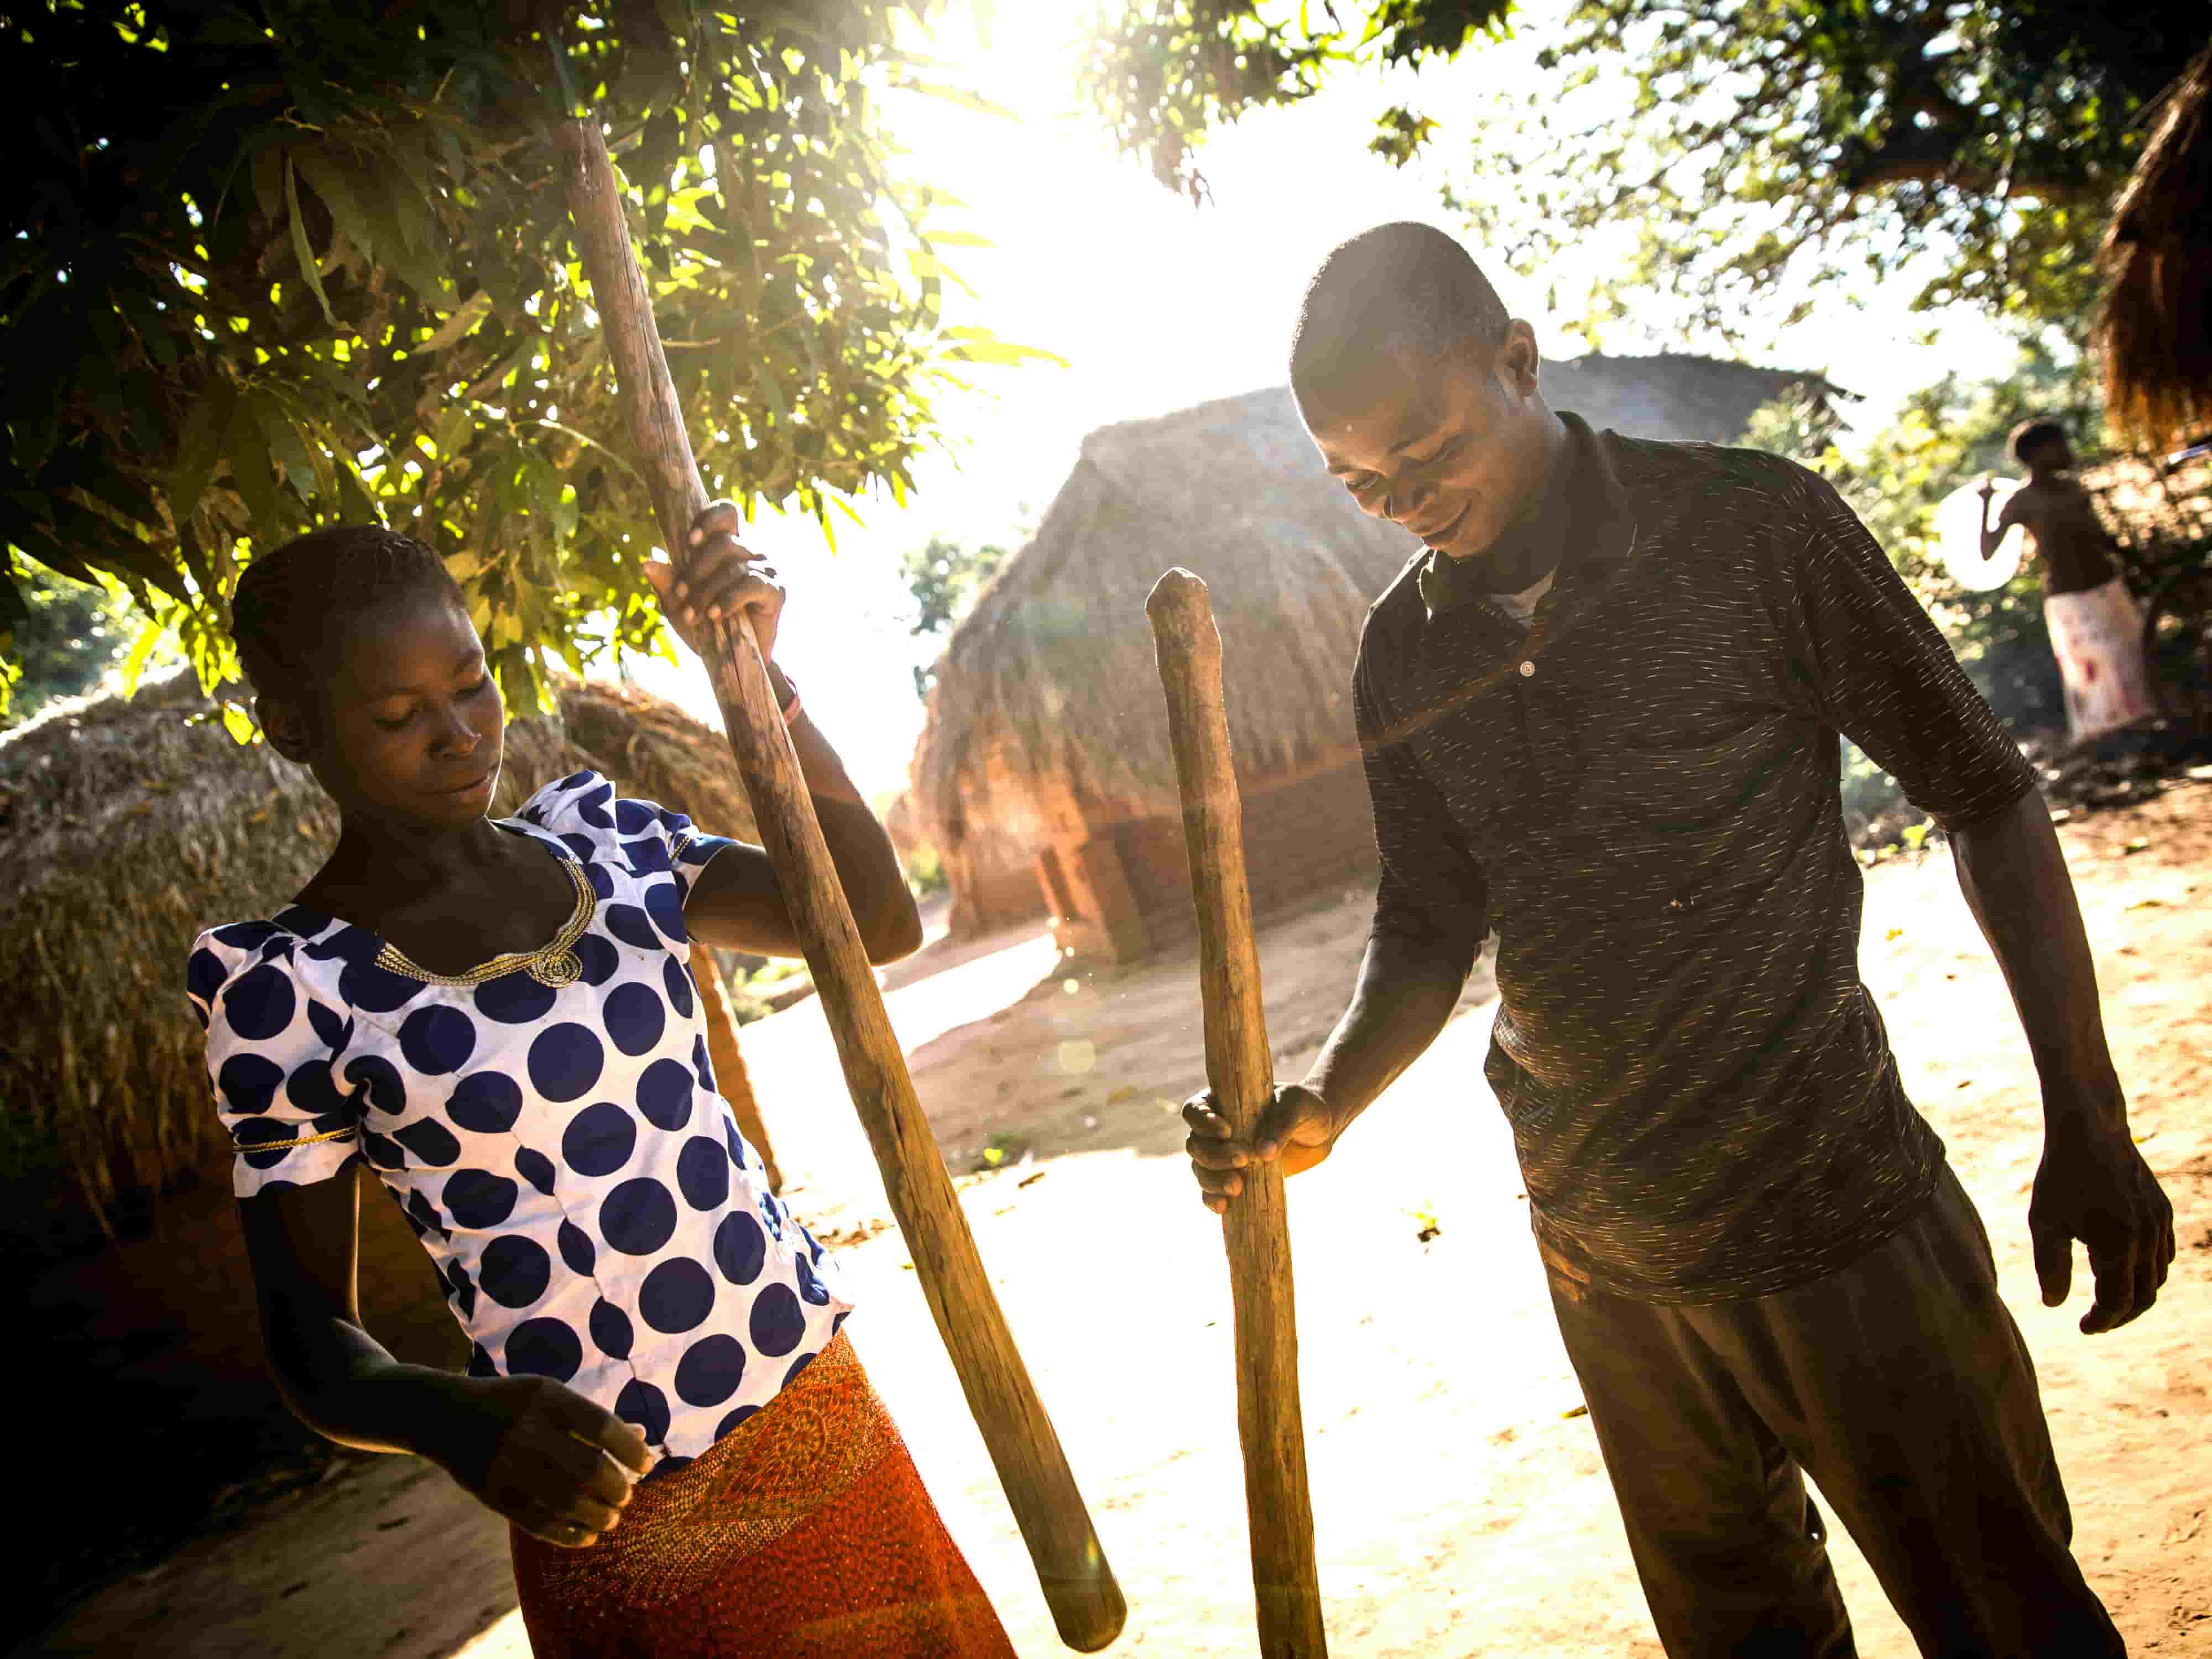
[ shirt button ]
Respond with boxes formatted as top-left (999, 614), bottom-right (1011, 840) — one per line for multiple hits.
top-left (1519, 660), bottom-right (1535, 677)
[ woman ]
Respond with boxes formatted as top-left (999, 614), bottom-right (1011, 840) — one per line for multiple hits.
top-left (186, 503), bottom-right (1014, 1657)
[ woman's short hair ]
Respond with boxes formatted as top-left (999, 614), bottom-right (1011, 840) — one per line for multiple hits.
top-left (229, 525), bottom-right (463, 700)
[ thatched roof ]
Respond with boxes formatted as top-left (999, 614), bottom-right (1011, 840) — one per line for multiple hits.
top-left (0, 670), bottom-right (753, 1249)
top-left (911, 357), bottom-right (1842, 851)
top-left (2099, 38), bottom-right (2212, 451)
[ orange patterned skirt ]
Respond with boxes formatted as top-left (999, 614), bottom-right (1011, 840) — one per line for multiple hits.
top-left (510, 1333), bottom-right (1016, 1658)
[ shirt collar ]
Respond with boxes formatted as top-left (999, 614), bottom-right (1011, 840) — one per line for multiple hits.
top-left (1416, 411), bottom-right (1637, 622)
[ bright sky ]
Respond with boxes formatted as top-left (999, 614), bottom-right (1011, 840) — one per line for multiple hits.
top-left (625, 0), bottom-right (2025, 799)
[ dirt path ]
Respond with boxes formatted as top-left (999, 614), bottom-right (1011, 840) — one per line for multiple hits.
top-left (27, 782), bottom-right (2212, 1657)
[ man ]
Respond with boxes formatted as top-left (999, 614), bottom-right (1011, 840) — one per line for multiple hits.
top-left (1978, 419), bottom-right (2158, 747)
top-left (1184, 223), bottom-right (2174, 1657)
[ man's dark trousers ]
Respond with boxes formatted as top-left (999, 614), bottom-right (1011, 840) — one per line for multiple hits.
top-left (1546, 1162), bottom-right (2124, 1657)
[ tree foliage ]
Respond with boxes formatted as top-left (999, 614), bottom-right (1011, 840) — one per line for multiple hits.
top-left (1079, 2), bottom-right (2201, 337)
top-left (0, 567), bottom-right (165, 729)
top-left (901, 530), bottom-right (1008, 698)
top-left (1745, 341), bottom-right (2106, 731)
top-left (1, 1), bottom-right (1051, 722)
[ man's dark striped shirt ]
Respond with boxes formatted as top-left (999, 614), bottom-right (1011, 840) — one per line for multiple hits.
top-left (1354, 413), bottom-right (2038, 1302)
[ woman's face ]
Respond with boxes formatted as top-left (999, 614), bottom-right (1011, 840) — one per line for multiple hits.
top-left (279, 590), bottom-right (507, 831)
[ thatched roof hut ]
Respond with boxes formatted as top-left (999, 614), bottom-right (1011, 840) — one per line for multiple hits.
top-left (0, 671), bottom-right (774, 1256)
top-left (2099, 38), bottom-right (2212, 452)
top-left (912, 356), bottom-right (1841, 958)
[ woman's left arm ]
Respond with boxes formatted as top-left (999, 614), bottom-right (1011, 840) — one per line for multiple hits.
top-left (644, 500), bottom-right (922, 964)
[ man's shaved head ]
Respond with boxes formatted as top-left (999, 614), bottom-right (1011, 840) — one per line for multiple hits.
top-left (1290, 222), bottom-right (1511, 410)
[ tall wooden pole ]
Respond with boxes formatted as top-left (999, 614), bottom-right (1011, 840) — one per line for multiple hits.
top-left (1147, 569), bottom-right (1328, 1657)
top-left (559, 117), bottom-right (1125, 1653)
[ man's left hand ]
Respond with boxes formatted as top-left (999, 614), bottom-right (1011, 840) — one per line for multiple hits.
top-left (2029, 1117), bottom-right (2176, 1335)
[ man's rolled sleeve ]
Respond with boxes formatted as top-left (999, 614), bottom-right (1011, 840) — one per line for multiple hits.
top-left (1774, 461), bottom-right (2038, 831)
top-left (1355, 651), bottom-right (1490, 973)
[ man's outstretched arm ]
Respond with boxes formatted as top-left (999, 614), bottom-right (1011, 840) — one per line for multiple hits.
top-left (1184, 930), bottom-right (1471, 1213)
top-left (1950, 788), bottom-right (2176, 1333)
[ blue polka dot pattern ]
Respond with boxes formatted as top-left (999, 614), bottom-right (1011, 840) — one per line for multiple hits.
top-left (187, 948), bottom-right (229, 1010)
top-left (601, 1177), bottom-right (677, 1256)
top-left (222, 963), bottom-right (296, 1040)
top-left (562, 1101), bottom-right (636, 1177)
top-left (661, 955), bottom-right (695, 1020)
top-left (474, 972), bottom-right (556, 1026)
top-left (186, 770), bottom-right (852, 1465)
top-left (783, 1350), bottom-right (817, 1388)
top-left (343, 1055), bottom-right (408, 1115)
top-left (393, 1119), bottom-right (462, 1168)
top-left (481, 1234), bottom-right (552, 1308)
top-left (445, 1168), bottom-right (519, 1230)
top-left (572, 932), bottom-right (620, 986)
top-left (639, 1258), bottom-right (716, 1333)
top-left (557, 1220), bottom-right (596, 1276)
top-left (624, 834), bottom-right (672, 876)
top-left (604, 903), bottom-right (662, 953)
top-left (305, 1000), bottom-right (349, 1051)
top-left (515, 1147), bottom-right (557, 1197)
top-left (285, 1058), bottom-right (346, 1116)
top-left (528, 1024), bottom-right (604, 1103)
top-left (339, 958), bottom-right (425, 1015)
top-left (446, 1071), bottom-right (524, 1134)
top-left (603, 982), bottom-right (665, 1057)
top-left (591, 1298), bottom-right (635, 1359)
top-left (505, 1317), bottom-right (583, 1383)
top-left (399, 1005), bottom-right (476, 1075)
top-left (714, 1211), bottom-right (766, 1286)
top-left (616, 1378), bottom-right (671, 1443)
top-left (216, 1052), bottom-right (285, 1115)
top-left (677, 1136), bottom-right (731, 1212)
top-left (575, 780), bottom-right (615, 828)
top-left (674, 1334), bottom-right (745, 1407)
top-left (643, 881), bottom-right (686, 945)
top-left (795, 1255), bottom-right (832, 1306)
top-left (749, 1284), bottom-right (806, 1357)
top-left (635, 1059), bottom-right (693, 1131)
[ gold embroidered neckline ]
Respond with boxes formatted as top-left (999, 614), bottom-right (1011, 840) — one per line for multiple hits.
top-left (372, 857), bottom-right (596, 988)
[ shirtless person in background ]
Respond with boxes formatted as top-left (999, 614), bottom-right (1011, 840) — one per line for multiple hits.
top-left (1980, 419), bottom-right (2157, 744)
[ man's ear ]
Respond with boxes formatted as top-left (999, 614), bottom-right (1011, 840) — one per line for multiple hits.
top-left (257, 693), bottom-right (313, 764)
top-left (1498, 320), bottom-right (1542, 397)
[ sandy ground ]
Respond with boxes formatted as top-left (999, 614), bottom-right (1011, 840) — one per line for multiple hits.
top-left (24, 780), bottom-right (2211, 1658)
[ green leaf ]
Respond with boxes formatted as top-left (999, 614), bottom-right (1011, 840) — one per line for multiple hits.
top-left (226, 394), bottom-right (283, 538)
top-left (120, 614), bottom-right (170, 693)
top-left (169, 378), bottom-right (238, 524)
top-left (284, 156), bottom-right (338, 326)
top-left (434, 405), bottom-right (475, 458)
top-left (293, 151), bottom-right (378, 269)
top-left (938, 326), bottom-right (1067, 369)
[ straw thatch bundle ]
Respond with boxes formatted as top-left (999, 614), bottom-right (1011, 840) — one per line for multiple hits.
top-left (2100, 39), bottom-right (2212, 451)
top-left (912, 361), bottom-right (1843, 902)
top-left (0, 670), bottom-right (772, 1253)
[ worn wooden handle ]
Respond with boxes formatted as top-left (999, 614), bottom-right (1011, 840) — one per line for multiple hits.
top-left (1146, 568), bottom-right (1328, 1658)
top-left (560, 118), bottom-right (1125, 1653)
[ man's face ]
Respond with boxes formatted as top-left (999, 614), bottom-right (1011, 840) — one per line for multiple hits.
top-left (1300, 323), bottom-right (1555, 570)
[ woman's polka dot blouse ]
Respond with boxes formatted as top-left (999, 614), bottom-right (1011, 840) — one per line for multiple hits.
top-left (186, 772), bottom-right (853, 1468)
